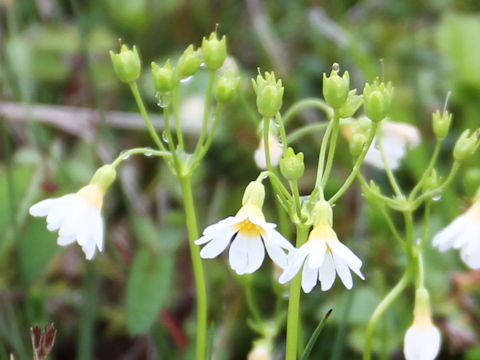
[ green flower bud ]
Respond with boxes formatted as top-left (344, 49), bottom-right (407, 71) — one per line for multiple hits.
top-left (242, 181), bottom-right (265, 207)
top-left (363, 79), bottom-right (393, 122)
top-left (338, 90), bottom-right (363, 118)
top-left (252, 71), bottom-right (284, 118)
top-left (323, 63), bottom-right (350, 109)
top-left (422, 169), bottom-right (440, 193)
top-left (109, 44), bottom-right (141, 83)
top-left (177, 44), bottom-right (201, 79)
top-left (414, 288), bottom-right (431, 317)
top-left (432, 109), bottom-right (452, 139)
top-left (90, 164), bottom-right (117, 191)
top-left (349, 132), bottom-right (366, 157)
top-left (151, 59), bottom-right (177, 93)
top-left (201, 32), bottom-right (227, 71)
top-left (464, 168), bottom-right (480, 197)
top-left (453, 129), bottom-right (480, 162)
top-left (279, 147), bottom-right (304, 181)
top-left (312, 200), bottom-right (333, 226)
top-left (215, 70), bottom-right (240, 102)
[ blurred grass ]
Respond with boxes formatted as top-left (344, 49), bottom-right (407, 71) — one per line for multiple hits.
top-left (1, 0), bottom-right (480, 359)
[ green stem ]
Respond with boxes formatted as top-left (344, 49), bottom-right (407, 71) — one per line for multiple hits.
top-left (378, 137), bottom-right (403, 197)
top-left (197, 104), bottom-right (223, 160)
top-left (244, 276), bottom-right (262, 323)
top-left (172, 87), bottom-right (185, 150)
top-left (111, 148), bottom-right (170, 168)
top-left (363, 267), bottom-right (412, 360)
top-left (129, 82), bottom-right (166, 151)
top-left (287, 123), bottom-right (328, 143)
top-left (290, 180), bottom-right (303, 221)
top-left (276, 113), bottom-right (289, 152)
top-left (321, 111), bottom-right (341, 187)
top-left (256, 171), bottom-right (293, 205)
top-left (283, 98), bottom-right (333, 125)
top-left (285, 225), bottom-right (310, 360)
top-left (194, 70), bottom-right (216, 155)
top-left (264, 117), bottom-right (273, 170)
top-left (415, 250), bottom-right (425, 289)
top-left (315, 117), bottom-right (335, 189)
top-left (178, 176), bottom-right (207, 360)
top-left (329, 122), bottom-right (378, 204)
top-left (357, 174), bottom-right (405, 210)
top-left (409, 140), bottom-right (443, 201)
top-left (377, 205), bottom-right (405, 247)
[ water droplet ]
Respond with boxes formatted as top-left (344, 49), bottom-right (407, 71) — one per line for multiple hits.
top-left (155, 92), bottom-right (171, 108)
top-left (144, 148), bottom-right (154, 157)
top-left (180, 75), bottom-right (193, 83)
top-left (119, 150), bottom-right (131, 160)
top-left (162, 130), bottom-right (170, 143)
top-left (374, 139), bottom-right (380, 150)
top-left (432, 191), bottom-right (442, 202)
top-left (332, 62), bottom-right (340, 73)
top-left (200, 62), bottom-right (206, 68)
top-left (416, 238), bottom-right (422, 245)
top-left (272, 117), bottom-right (281, 128)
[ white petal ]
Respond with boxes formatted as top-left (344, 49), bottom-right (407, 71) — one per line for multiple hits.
top-left (278, 246), bottom-right (309, 284)
top-left (432, 215), bottom-right (468, 251)
top-left (58, 199), bottom-right (88, 237)
top-left (29, 198), bottom-right (57, 217)
top-left (195, 235), bottom-right (211, 245)
top-left (92, 211), bottom-right (104, 251)
top-left (244, 235), bottom-right (266, 274)
top-left (57, 235), bottom-right (76, 246)
top-left (200, 233), bottom-right (233, 259)
top-left (202, 217), bottom-right (238, 237)
top-left (460, 240), bottom-right (480, 269)
top-left (229, 234), bottom-right (265, 275)
top-left (264, 241), bottom-right (289, 269)
top-left (301, 261), bottom-right (318, 293)
top-left (306, 240), bottom-right (327, 269)
top-left (82, 238), bottom-right (97, 260)
top-left (318, 253), bottom-right (336, 291)
top-left (404, 325), bottom-right (441, 360)
top-left (333, 254), bottom-right (353, 289)
top-left (328, 239), bottom-right (362, 270)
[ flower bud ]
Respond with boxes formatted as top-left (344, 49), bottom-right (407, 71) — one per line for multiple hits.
top-left (363, 79), bottom-right (393, 122)
top-left (349, 132), bottom-right (366, 157)
top-left (422, 169), bottom-right (440, 193)
top-left (279, 147), bottom-right (304, 181)
top-left (338, 89), bottom-right (363, 118)
top-left (453, 129), bottom-right (480, 162)
top-left (109, 44), bottom-right (141, 83)
top-left (177, 44), bottom-right (201, 79)
top-left (323, 63), bottom-right (350, 109)
top-left (215, 70), bottom-right (240, 102)
top-left (247, 343), bottom-right (272, 360)
top-left (90, 164), bottom-right (117, 191)
top-left (242, 181), bottom-right (265, 207)
top-left (252, 72), bottom-right (284, 118)
top-left (151, 59), bottom-right (177, 93)
top-left (201, 32), bottom-right (227, 71)
top-left (312, 200), bottom-right (333, 227)
top-left (432, 109), bottom-right (452, 139)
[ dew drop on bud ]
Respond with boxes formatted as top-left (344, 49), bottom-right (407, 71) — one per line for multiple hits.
top-left (432, 191), bottom-right (442, 202)
top-left (155, 92), bottom-right (171, 108)
top-left (144, 148), bottom-right (154, 157)
top-left (162, 130), bottom-right (170, 143)
top-left (180, 75), bottom-right (193, 83)
top-left (332, 62), bottom-right (340, 73)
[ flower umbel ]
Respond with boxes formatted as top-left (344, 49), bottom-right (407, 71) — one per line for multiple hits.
top-left (433, 193), bottom-right (480, 269)
top-left (195, 182), bottom-right (293, 274)
top-left (29, 165), bottom-right (116, 260)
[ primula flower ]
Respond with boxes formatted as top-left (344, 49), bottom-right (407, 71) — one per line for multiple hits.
top-left (254, 133), bottom-right (283, 169)
top-left (404, 289), bottom-right (441, 360)
top-left (29, 165), bottom-right (116, 260)
top-left (195, 181), bottom-right (293, 274)
top-left (364, 121), bottom-right (420, 170)
top-left (433, 197), bottom-right (480, 269)
top-left (279, 217), bottom-right (364, 293)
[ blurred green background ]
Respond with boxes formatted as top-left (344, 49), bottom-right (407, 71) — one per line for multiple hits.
top-left (1, 0), bottom-right (480, 359)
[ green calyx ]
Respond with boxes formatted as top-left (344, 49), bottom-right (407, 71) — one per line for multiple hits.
top-left (312, 200), bottom-right (333, 227)
top-left (215, 70), bottom-right (240, 102)
top-left (413, 288), bottom-right (431, 317)
top-left (151, 59), bottom-right (177, 93)
top-left (432, 109), bottom-right (452, 139)
top-left (177, 44), bottom-right (201, 79)
top-left (453, 128), bottom-right (480, 162)
top-left (90, 164), bottom-right (117, 192)
top-left (323, 63), bottom-right (350, 109)
top-left (201, 32), bottom-right (227, 71)
top-left (252, 71), bottom-right (284, 118)
top-left (349, 132), bottom-right (366, 157)
top-left (279, 147), bottom-right (304, 181)
top-left (338, 89), bottom-right (363, 118)
top-left (109, 44), bottom-right (141, 84)
top-left (363, 79), bottom-right (393, 122)
top-left (242, 181), bottom-right (266, 207)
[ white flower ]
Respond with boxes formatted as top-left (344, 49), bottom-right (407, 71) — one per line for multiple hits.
top-left (433, 200), bottom-right (480, 269)
top-left (29, 183), bottom-right (105, 260)
top-left (254, 134), bottom-right (283, 169)
top-left (279, 223), bottom-right (364, 293)
top-left (195, 201), bottom-right (294, 274)
top-left (364, 121), bottom-right (420, 170)
top-left (404, 313), bottom-right (441, 360)
top-left (247, 343), bottom-right (272, 360)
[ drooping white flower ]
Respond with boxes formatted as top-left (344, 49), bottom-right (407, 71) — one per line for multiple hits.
top-left (404, 288), bottom-right (441, 360)
top-left (254, 133), bottom-right (283, 169)
top-left (279, 222), bottom-right (364, 293)
top-left (247, 342), bottom-right (272, 360)
top-left (29, 165), bottom-right (116, 260)
top-left (433, 199), bottom-right (480, 269)
top-left (364, 121), bottom-right (420, 170)
top-left (195, 181), bottom-right (293, 274)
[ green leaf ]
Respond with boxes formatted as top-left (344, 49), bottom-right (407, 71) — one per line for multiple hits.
top-left (301, 309), bottom-right (333, 360)
top-left (126, 247), bottom-right (174, 335)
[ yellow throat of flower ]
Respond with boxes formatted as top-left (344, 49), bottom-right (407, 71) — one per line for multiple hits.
top-left (467, 201), bottom-right (480, 220)
top-left (309, 223), bottom-right (337, 246)
top-left (234, 202), bottom-right (266, 237)
top-left (412, 310), bottom-right (433, 329)
top-left (76, 184), bottom-right (104, 209)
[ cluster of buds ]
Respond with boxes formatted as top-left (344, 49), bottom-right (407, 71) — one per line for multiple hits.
top-left (252, 71), bottom-right (284, 118)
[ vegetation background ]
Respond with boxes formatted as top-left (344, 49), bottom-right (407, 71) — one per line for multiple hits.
top-left (1, 0), bottom-right (480, 359)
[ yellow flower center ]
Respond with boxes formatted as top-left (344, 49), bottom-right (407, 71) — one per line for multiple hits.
top-left (467, 201), bottom-right (480, 221)
top-left (76, 184), bottom-right (104, 209)
top-left (412, 311), bottom-right (433, 329)
top-left (308, 223), bottom-right (337, 251)
top-left (234, 202), bottom-right (266, 237)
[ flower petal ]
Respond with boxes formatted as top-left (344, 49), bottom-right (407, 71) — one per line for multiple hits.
top-left (328, 238), bottom-right (362, 271)
top-left (29, 198), bottom-right (57, 217)
top-left (318, 253), bottom-right (336, 291)
top-left (200, 232), bottom-right (233, 259)
top-left (278, 246), bottom-right (309, 284)
top-left (301, 262), bottom-right (318, 293)
top-left (332, 254), bottom-right (353, 289)
top-left (306, 240), bottom-right (327, 269)
top-left (57, 235), bottom-right (76, 246)
top-left (432, 215), bottom-right (468, 251)
top-left (229, 234), bottom-right (265, 275)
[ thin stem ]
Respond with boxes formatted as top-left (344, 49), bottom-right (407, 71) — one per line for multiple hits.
top-left (329, 122), bottom-right (378, 204)
top-left (409, 140), bottom-right (443, 201)
top-left (314, 118), bottom-right (335, 189)
top-left (264, 117), bottom-right (273, 170)
top-left (377, 205), bottom-right (405, 247)
top-left (321, 111), bottom-right (341, 187)
top-left (162, 106), bottom-right (177, 152)
top-left (419, 200), bottom-right (431, 250)
top-left (129, 82), bottom-right (166, 151)
top-left (290, 180), bottom-right (303, 221)
top-left (194, 71), bottom-right (216, 155)
top-left (110, 148), bottom-right (170, 168)
top-left (283, 98), bottom-right (333, 125)
top-left (363, 267), bottom-right (412, 360)
top-left (415, 251), bottom-right (425, 289)
top-left (378, 137), bottom-right (403, 197)
top-left (276, 113), bottom-right (289, 152)
top-left (285, 225), bottom-right (310, 360)
top-left (287, 123), bottom-right (328, 143)
top-left (244, 276), bottom-right (263, 323)
top-left (197, 104), bottom-right (223, 160)
top-left (256, 171), bottom-right (293, 205)
top-left (357, 174), bottom-right (401, 209)
top-left (178, 176), bottom-right (208, 360)
top-left (172, 87), bottom-right (185, 150)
